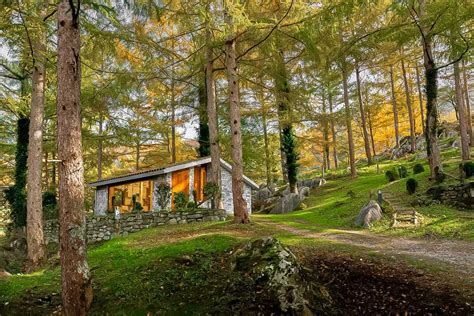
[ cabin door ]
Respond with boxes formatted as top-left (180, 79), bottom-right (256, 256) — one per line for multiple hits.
top-left (171, 169), bottom-right (189, 209)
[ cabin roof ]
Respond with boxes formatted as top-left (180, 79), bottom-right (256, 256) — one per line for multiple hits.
top-left (88, 156), bottom-right (259, 190)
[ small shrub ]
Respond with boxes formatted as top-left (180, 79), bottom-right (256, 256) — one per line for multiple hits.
top-left (155, 183), bottom-right (171, 210)
top-left (186, 201), bottom-right (197, 210)
top-left (435, 172), bottom-right (446, 184)
top-left (413, 163), bottom-right (425, 174)
top-left (406, 178), bottom-right (418, 195)
top-left (385, 169), bottom-right (399, 182)
top-left (398, 165), bottom-right (408, 178)
top-left (203, 182), bottom-right (219, 200)
top-left (174, 192), bottom-right (189, 210)
top-left (462, 161), bottom-right (474, 178)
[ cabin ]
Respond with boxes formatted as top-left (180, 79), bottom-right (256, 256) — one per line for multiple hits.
top-left (88, 157), bottom-right (259, 216)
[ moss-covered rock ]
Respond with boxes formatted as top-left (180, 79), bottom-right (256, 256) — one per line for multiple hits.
top-left (230, 237), bottom-right (311, 313)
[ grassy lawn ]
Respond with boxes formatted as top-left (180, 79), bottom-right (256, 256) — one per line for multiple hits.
top-left (256, 147), bottom-right (474, 241)
top-left (2, 219), bottom-right (473, 314)
top-left (0, 221), bottom-right (277, 314)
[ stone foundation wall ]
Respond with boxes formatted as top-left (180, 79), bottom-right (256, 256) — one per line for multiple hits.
top-left (427, 182), bottom-right (474, 210)
top-left (44, 209), bottom-right (227, 244)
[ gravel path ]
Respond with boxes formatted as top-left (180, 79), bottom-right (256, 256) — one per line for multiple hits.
top-left (257, 220), bottom-right (474, 277)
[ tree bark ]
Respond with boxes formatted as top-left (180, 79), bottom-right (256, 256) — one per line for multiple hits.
top-left (170, 71), bottom-right (176, 164)
top-left (226, 33), bottom-right (249, 223)
top-left (26, 0), bottom-right (47, 270)
top-left (97, 112), bottom-right (103, 180)
top-left (389, 65), bottom-right (401, 148)
top-left (57, 1), bottom-right (93, 314)
top-left (135, 139), bottom-right (140, 171)
top-left (462, 60), bottom-right (473, 146)
top-left (197, 78), bottom-right (210, 157)
top-left (415, 65), bottom-right (425, 135)
top-left (274, 45), bottom-right (296, 188)
top-left (322, 90), bottom-right (330, 169)
top-left (342, 65), bottom-right (356, 179)
top-left (419, 0), bottom-right (442, 178)
top-left (365, 90), bottom-right (377, 158)
top-left (44, 151), bottom-right (49, 189)
top-left (454, 61), bottom-right (470, 160)
top-left (355, 65), bottom-right (372, 164)
top-left (52, 151), bottom-right (56, 187)
top-left (328, 90), bottom-right (338, 169)
top-left (401, 57), bottom-right (416, 153)
top-left (205, 26), bottom-right (222, 209)
top-left (258, 90), bottom-right (271, 186)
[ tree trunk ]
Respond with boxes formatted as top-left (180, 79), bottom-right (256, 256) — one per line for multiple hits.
top-left (197, 78), bottom-right (210, 157)
top-left (454, 61), bottom-right (470, 160)
top-left (170, 73), bottom-right (176, 164)
top-left (274, 45), bottom-right (296, 189)
top-left (135, 140), bottom-right (140, 171)
top-left (205, 26), bottom-right (222, 208)
top-left (52, 151), bottom-right (56, 187)
top-left (97, 112), bottom-right (103, 180)
top-left (322, 90), bottom-right (330, 169)
top-left (420, 0), bottom-right (442, 178)
top-left (44, 151), bottom-right (49, 189)
top-left (342, 66), bottom-right (356, 179)
top-left (355, 65), bottom-right (372, 164)
top-left (26, 0), bottom-right (47, 270)
top-left (401, 57), bottom-right (416, 153)
top-left (279, 128), bottom-right (289, 183)
top-left (328, 90), bottom-right (338, 169)
top-left (57, 1), bottom-right (93, 314)
top-left (462, 60), bottom-right (473, 146)
top-left (365, 91), bottom-right (377, 158)
top-left (225, 34), bottom-right (249, 223)
top-left (389, 65), bottom-right (401, 148)
top-left (415, 65), bottom-right (425, 135)
top-left (258, 91), bottom-right (271, 186)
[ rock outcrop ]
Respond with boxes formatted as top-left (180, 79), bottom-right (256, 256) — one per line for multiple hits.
top-left (253, 178), bottom-right (325, 214)
top-left (355, 200), bottom-right (383, 228)
top-left (230, 237), bottom-right (310, 313)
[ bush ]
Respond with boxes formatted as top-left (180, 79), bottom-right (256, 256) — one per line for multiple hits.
top-left (203, 182), bottom-right (219, 200)
top-left (385, 169), bottom-right (399, 182)
top-left (174, 192), bottom-right (189, 210)
top-left (435, 171), bottom-right (446, 184)
top-left (406, 178), bottom-right (418, 195)
top-left (155, 183), bottom-right (171, 210)
top-left (398, 165), bottom-right (408, 178)
top-left (413, 163), bottom-right (425, 174)
top-left (462, 161), bottom-right (474, 178)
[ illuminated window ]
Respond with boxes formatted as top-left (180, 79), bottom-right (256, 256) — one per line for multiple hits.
top-left (108, 180), bottom-right (152, 213)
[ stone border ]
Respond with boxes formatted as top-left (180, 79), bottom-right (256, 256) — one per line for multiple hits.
top-left (44, 209), bottom-right (227, 244)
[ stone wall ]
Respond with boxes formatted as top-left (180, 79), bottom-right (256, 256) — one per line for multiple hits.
top-left (219, 166), bottom-right (253, 215)
top-left (44, 209), bottom-right (227, 244)
top-left (427, 182), bottom-right (474, 210)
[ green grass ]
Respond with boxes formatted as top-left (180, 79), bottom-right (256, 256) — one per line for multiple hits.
top-left (257, 148), bottom-right (474, 240)
top-left (0, 221), bottom-right (277, 313)
top-left (255, 173), bottom-right (387, 232)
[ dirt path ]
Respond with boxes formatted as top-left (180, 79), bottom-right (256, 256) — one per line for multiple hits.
top-left (257, 219), bottom-right (474, 277)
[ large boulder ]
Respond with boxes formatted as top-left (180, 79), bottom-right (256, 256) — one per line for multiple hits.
top-left (230, 237), bottom-right (310, 313)
top-left (270, 193), bottom-right (301, 214)
top-left (298, 178), bottom-right (324, 189)
top-left (255, 187), bottom-right (272, 201)
top-left (355, 200), bottom-right (383, 228)
top-left (299, 187), bottom-right (310, 200)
